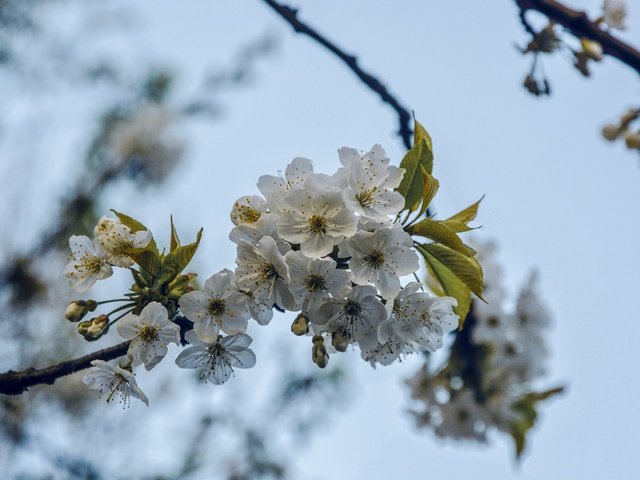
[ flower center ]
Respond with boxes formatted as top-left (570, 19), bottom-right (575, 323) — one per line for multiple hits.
top-left (487, 316), bottom-right (500, 328)
top-left (139, 325), bottom-right (160, 342)
top-left (308, 215), bottom-right (327, 234)
top-left (260, 263), bottom-right (278, 281)
top-left (344, 300), bottom-right (362, 317)
top-left (364, 250), bottom-right (385, 268)
top-left (305, 274), bottom-right (326, 292)
top-left (208, 299), bottom-right (226, 316)
top-left (355, 188), bottom-right (376, 207)
top-left (237, 205), bottom-right (261, 224)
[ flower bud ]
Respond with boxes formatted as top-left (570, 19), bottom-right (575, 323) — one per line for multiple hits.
top-left (331, 331), bottom-right (350, 353)
top-left (625, 131), bottom-right (640, 149)
top-left (580, 39), bottom-right (603, 61)
top-left (291, 314), bottom-right (310, 336)
top-left (311, 335), bottom-right (329, 369)
top-left (78, 314), bottom-right (109, 341)
top-left (65, 300), bottom-right (98, 322)
top-left (602, 124), bottom-right (621, 141)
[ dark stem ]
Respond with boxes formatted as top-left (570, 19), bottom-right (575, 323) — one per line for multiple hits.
top-left (260, 0), bottom-right (413, 150)
top-left (0, 341), bottom-right (130, 395)
top-left (515, 0), bottom-right (640, 76)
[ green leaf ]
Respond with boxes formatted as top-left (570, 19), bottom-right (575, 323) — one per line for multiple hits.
top-left (170, 215), bottom-right (181, 252)
top-left (397, 140), bottom-right (434, 212)
top-left (111, 210), bottom-right (148, 233)
top-left (443, 196), bottom-right (484, 227)
top-left (156, 228), bottom-right (203, 286)
top-left (129, 250), bottom-right (163, 277)
top-left (413, 117), bottom-right (433, 152)
top-left (420, 245), bottom-right (472, 325)
top-left (434, 219), bottom-right (478, 233)
top-left (418, 166), bottom-right (439, 216)
top-left (407, 218), bottom-right (476, 257)
top-left (421, 243), bottom-right (484, 298)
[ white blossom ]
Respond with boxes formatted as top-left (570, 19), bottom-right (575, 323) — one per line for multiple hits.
top-left (603, 0), bottom-right (627, 30)
top-left (82, 360), bottom-right (149, 407)
top-left (277, 176), bottom-right (357, 258)
top-left (230, 195), bottom-right (268, 226)
top-left (235, 236), bottom-right (295, 310)
top-left (336, 145), bottom-right (405, 220)
top-left (229, 213), bottom-right (290, 255)
top-left (433, 390), bottom-right (488, 442)
top-left (339, 224), bottom-right (419, 298)
top-left (324, 285), bottom-right (387, 350)
top-left (380, 282), bottom-right (458, 353)
top-left (94, 215), bottom-right (152, 268)
top-left (284, 250), bottom-right (351, 320)
top-left (257, 157), bottom-right (314, 212)
top-left (64, 235), bottom-right (113, 292)
top-left (117, 302), bottom-right (180, 370)
top-left (175, 330), bottom-right (256, 384)
top-left (178, 269), bottom-right (250, 339)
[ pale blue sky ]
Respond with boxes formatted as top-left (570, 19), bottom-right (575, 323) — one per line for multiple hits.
top-left (4, 1), bottom-right (640, 478)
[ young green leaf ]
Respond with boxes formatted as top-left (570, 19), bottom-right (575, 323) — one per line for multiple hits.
top-left (158, 228), bottom-right (203, 285)
top-left (419, 244), bottom-right (472, 325)
top-left (396, 140), bottom-right (434, 212)
top-left (418, 166), bottom-right (439, 216)
top-left (413, 116), bottom-right (433, 152)
top-left (170, 215), bottom-right (181, 252)
top-left (421, 243), bottom-right (484, 298)
top-left (408, 218), bottom-right (476, 257)
top-left (443, 196), bottom-right (484, 227)
top-left (128, 250), bottom-right (163, 277)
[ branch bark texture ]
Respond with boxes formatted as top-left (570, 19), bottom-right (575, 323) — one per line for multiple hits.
top-left (516, 0), bottom-right (640, 75)
top-left (0, 341), bottom-right (130, 395)
top-left (261, 0), bottom-right (413, 150)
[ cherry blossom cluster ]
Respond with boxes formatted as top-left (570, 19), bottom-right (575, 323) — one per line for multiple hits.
top-left (209, 146), bottom-right (459, 368)
top-left (63, 144), bottom-right (461, 406)
top-left (407, 241), bottom-right (560, 455)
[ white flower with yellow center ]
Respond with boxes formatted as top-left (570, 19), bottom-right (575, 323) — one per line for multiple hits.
top-left (277, 176), bottom-right (357, 258)
top-left (94, 216), bottom-right (152, 268)
top-left (175, 330), bottom-right (256, 385)
top-left (284, 250), bottom-right (351, 320)
top-left (603, 0), bottom-right (627, 30)
top-left (339, 224), bottom-right (419, 299)
top-left (178, 269), bottom-right (250, 339)
top-left (230, 195), bottom-right (268, 226)
top-left (258, 157), bottom-right (314, 212)
top-left (324, 285), bottom-right (387, 350)
top-left (82, 360), bottom-right (149, 407)
top-left (229, 213), bottom-right (290, 255)
top-left (336, 145), bottom-right (405, 220)
top-left (64, 235), bottom-right (113, 292)
top-left (380, 283), bottom-right (458, 353)
top-left (235, 236), bottom-right (295, 310)
top-left (117, 302), bottom-right (180, 370)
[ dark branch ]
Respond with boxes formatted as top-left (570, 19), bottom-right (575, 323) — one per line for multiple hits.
top-left (0, 341), bottom-right (130, 395)
top-left (515, 0), bottom-right (640, 76)
top-left (261, 0), bottom-right (413, 150)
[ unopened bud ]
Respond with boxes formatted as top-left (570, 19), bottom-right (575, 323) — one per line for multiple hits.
top-left (625, 131), bottom-right (640, 149)
top-left (580, 38), bottom-right (603, 61)
top-left (78, 314), bottom-right (109, 341)
top-left (66, 301), bottom-right (88, 322)
top-left (311, 335), bottom-right (329, 369)
top-left (291, 314), bottom-right (310, 336)
top-left (331, 331), bottom-right (350, 352)
top-left (602, 124), bottom-right (621, 141)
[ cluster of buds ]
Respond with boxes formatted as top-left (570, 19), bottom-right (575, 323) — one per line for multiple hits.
top-left (602, 108), bottom-right (640, 150)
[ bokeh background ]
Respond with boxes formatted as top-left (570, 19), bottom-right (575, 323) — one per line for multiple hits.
top-left (1, 1), bottom-right (638, 478)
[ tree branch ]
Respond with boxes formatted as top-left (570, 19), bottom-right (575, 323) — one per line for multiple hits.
top-left (260, 0), bottom-right (413, 150)
top-left (0, 341), bottom-right (130, 395)
top-left (515, 0), bottom-right (640, 76)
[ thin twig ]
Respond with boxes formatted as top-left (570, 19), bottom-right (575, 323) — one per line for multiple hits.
top-left (515, 0), bottom-right (640, 76)
top-left (261, 0), bottom-right (413, 150)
